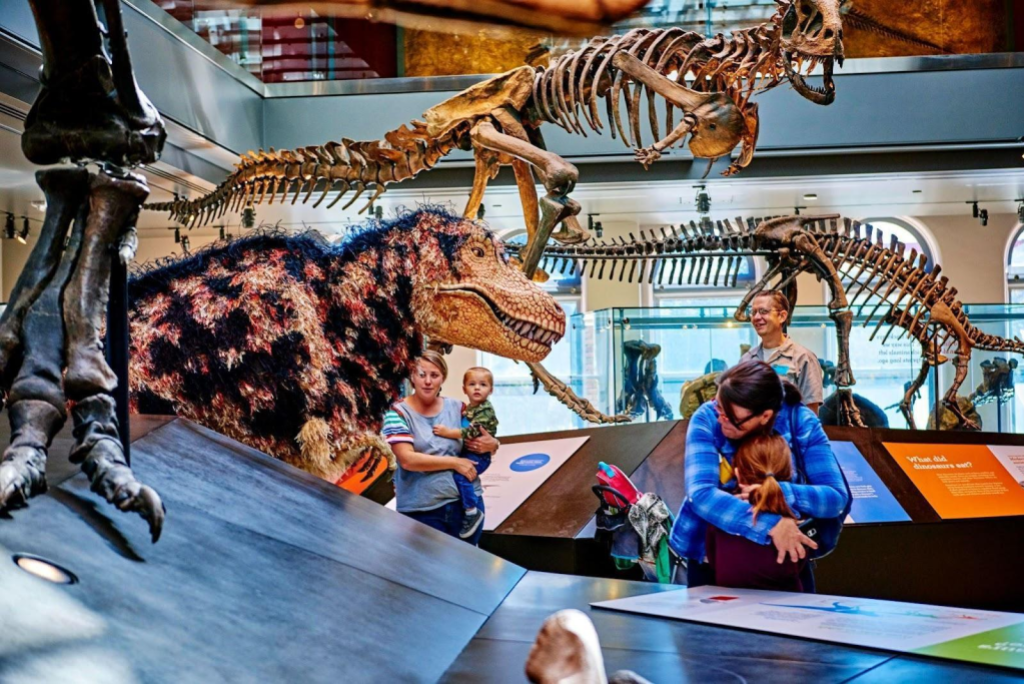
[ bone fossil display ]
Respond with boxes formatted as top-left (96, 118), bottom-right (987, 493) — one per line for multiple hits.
top-left (128, 210), bottom-right (567, 485)
top-left (508, 214), bottom-right (1024, 430)
top-left (148, 0), bottom-right (845, 282)
top-left (0, 0), bottom-right (166, 539)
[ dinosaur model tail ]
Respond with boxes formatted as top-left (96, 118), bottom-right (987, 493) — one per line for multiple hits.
top-left (144, 120), bottom-right (459, 227)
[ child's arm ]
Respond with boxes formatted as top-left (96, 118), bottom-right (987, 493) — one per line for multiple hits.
top-left (432, 424), bottom-right (463, 439)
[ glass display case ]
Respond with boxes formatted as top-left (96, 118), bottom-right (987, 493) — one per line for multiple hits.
top-left (570, 305), bottom-right (1024, 434)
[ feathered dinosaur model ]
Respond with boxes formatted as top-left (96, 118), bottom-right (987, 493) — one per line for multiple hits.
top-left (511, 213), bottom-right (1024, 430)
top-left (147, 0), bottom-right (845, 421)
top-left (128, 209), bottom-right (567, 486)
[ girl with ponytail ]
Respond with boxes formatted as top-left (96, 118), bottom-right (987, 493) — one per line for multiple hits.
top-left (669, 359), bottom-right (850, 592)
top-left (705, 434), bottom-right (806, 591)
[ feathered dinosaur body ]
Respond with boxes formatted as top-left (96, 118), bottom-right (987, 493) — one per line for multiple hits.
top-left (128, 209), bottom-right (565, 484)
top-left (512, 213), bottom-right (1024, 429)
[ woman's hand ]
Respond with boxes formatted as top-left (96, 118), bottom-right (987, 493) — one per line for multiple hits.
top-left (466, 427), bottom-right (499, 454)
top-left (735, 483), bottom-right (762, 501)
top-left (768, 517), bottom-right (817, 564)
top-left (453, 458), bottom-right (478, 481)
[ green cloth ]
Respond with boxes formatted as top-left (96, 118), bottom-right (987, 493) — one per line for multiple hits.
top-left (462, 399), bottom-right (499, 440)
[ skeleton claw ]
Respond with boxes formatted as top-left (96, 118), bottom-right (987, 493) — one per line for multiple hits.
top-left (0, 447), bottom-right (48, 513)
top-left (634, 146), bottom-right (663, 169)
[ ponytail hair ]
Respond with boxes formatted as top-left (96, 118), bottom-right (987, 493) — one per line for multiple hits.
top-left (717, 360), bottom-right (802, 432)
top-left (734, 434), bottom-right (797, 522)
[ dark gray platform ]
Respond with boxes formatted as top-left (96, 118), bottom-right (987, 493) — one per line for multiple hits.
top-left (0, 416), bottom-right (1016, 681)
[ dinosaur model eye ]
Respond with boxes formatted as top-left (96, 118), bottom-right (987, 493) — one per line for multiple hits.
top-left (472, 246), bottom-right (486, 258)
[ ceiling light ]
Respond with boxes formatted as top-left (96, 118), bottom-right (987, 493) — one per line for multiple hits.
top-left (912, 189), bottom-right (922, 194)
top-left (18, 216), bottom-right (29, 244)
top-left (13, 554), bottom-right (77, 584)
top-left (803, 193), bottom-right (818, 200)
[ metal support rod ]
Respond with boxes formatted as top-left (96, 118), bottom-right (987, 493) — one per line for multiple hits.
top-left (931, 322), bottom-right (941, 430)
top-left (106, 255), bottom-right (131, 464)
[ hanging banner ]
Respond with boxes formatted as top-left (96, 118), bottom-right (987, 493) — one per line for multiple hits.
top-left (883, 443), bottom-right (1024, 519)
top-left (593, 586), bottom-right (1024, 671)
top-left (831, 441), bottom-right (910, 524)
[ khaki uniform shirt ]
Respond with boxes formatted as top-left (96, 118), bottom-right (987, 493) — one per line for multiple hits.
top-left (740, 337), bottom-right (824, 405)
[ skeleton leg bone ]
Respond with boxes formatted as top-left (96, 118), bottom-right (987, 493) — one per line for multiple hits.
top-left (900, 359), bottom-right (932, 430)
top-left (944, 354), bottom-right (980, 431)
top-left (528, 361), bottom-right (631, 425)
top-left (62, 171), bottom-right (165, 542)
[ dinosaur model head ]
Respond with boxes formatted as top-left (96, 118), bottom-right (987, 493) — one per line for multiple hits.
top-left (412, 217), bottom-right (566, 363)
top-left (776, 0), bottom-right (846, 105)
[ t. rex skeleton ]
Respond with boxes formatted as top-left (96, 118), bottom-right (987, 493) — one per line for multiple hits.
top-left (511, 213), bottom-right (1024, 430)
top-left (148, 0), bottom-right (846, 284)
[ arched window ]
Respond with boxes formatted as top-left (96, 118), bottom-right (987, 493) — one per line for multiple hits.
top-left (1006, 223), bottom-right (1024, 303)
top-left (858, 217), bottom-right (937, 267)
top-left (479, 231), bottom-right (584, 434)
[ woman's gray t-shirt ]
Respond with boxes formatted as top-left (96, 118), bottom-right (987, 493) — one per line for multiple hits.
top-left (392, 398), bottom-right (483, 513)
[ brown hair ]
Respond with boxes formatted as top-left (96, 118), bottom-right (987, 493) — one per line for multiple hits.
top-left (733, 434), bottom-right (797, 522)
top-left (717, 360), bottom-right (802, 432)
top-left (416, 350), bottom-right (448, 380)
top-left (463, 366), bottom-right (493, 386)
top-left (752, 290), bottom-right (791, 323)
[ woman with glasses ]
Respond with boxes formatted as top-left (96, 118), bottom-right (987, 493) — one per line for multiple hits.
top-left (669, 360), bottom-right (849, 591)
top-left (741, 291), bottom-right (824, 415)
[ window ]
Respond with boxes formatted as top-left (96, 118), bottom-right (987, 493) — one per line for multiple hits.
top-left (480, 232), bottom-right (584, 435)
top-left (1006, 223), bottom-right (1024, 303)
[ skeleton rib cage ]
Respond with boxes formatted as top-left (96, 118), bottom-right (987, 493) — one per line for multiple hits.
top-left (507, 214), bottom-right (1024, 428)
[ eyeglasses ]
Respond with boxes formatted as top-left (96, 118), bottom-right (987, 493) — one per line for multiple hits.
top-left (714, 401), bottom-right (760, 430)
top-left (751, 307), bottom-right (778, 317)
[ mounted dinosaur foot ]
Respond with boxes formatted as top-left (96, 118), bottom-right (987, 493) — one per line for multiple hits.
top-left (70, 396), bottom-right (164, 542)
top-left (0, 400), bottom-right (63, 513)
top-left (836, 389), bottom-right (865, 428)
top-left (529, 361), bottom-right (631, 425)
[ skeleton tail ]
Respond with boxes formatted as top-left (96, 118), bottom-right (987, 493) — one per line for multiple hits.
top-left (971, 333), bottom-right (1024, 356)
top-left (143, 121), bottom-right (460, 227)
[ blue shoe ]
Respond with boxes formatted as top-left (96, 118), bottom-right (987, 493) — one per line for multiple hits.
top-left (459, 508), bottom-right (485, 539)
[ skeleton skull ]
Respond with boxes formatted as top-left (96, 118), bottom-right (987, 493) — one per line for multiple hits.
top-left (778, 0), bottom-right (846, 105)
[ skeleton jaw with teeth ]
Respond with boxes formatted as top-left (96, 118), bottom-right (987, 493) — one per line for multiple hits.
top-left (778, 0), bottom-right (846, 105)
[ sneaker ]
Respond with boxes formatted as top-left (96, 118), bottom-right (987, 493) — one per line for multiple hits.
top-left (459, 508), bottom-right (485, 539)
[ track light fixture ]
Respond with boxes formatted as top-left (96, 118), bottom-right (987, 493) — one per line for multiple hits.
top-left (588, 213), bottom-right (603, 239)
top-left (969, 201), bottom-right (979, 218)
top-left (242, 204), bottom-right (256, 229)
top-left (219, 225), bottom-right (226, 241)
top-left (18, 216), bottom-right (29, 244)
top-left (979, 208), bottom-right (989, 227)
top-left (174, 226), bottom-right (181, 244)
top-left (476, 204), bottom-right (485, 220)
top-left (1017, 199), bottom-right (1024, 223)
top-left (794, 205), bottom-right (806, 216)
top-left (180, 235), bottom-right (191, 254)
top-left (4, 213), bottom-right (14, 240)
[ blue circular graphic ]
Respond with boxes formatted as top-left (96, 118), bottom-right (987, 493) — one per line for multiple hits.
top-left (510, 453), bottom-right (551, 472)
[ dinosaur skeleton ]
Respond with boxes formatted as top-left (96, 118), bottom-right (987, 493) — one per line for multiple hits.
top-left (509, 213), bottom-right (1024, 430)
top-left (148, 0), bottom-right (846, 284)
top-left (0, 0), bottom-right (166, 539)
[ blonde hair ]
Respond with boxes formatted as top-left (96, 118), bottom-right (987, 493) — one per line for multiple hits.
top-left (733, 434), bottom-right (797, 522)
top-left (416, 350), bottom-right (448, 380)
top-left (463, 366), bottom-right (493, 386)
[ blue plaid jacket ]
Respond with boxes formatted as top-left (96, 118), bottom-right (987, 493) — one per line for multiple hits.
top-left (669, 400), bottom-right (850, 562)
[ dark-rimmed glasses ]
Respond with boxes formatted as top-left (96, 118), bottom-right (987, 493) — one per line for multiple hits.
top-left (714, 400), bottom-right (760, 430)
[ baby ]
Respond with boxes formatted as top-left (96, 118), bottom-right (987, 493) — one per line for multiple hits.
top-left (433, 367), bottom-right (499, 539)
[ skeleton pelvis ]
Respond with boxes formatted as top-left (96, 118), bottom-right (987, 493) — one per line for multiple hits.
top-left (686, 94), bottom-right (746, 160)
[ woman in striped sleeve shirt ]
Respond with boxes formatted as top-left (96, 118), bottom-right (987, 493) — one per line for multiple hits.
top-left (382, 351), bottom-right (499, 545)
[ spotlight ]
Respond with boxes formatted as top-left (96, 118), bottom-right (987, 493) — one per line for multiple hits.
top-left (969, 201), bottom-right (979, 218)
top-left (588, 213), bottom-right (603, 238)
top-left (476, 204), bottom-right (485, 220)
top-left (29, 199), bottom-right (46, 211)
top-left (13, 554), bottom-right (77, 585)
top-left (18, 216), bottom-right (29, 244)
top-left (174, 226), bottom-right (181, 244)
top-left (979, 208), bottom-right (989, 227)
top-left (794, 206), bottom-right (806, 216)
top-left (4, 213), bottom-right (14, 240)
top-left (595, 221), bottom-right (603, 239)
top-left (219, 225), bottom-right (226, 241)
top-left (181, 235), bottom-right (191, 254)
top-left (242, 204), bottom-right (256, 229)
top-left (1017, 200), bottom-right (1024, 223)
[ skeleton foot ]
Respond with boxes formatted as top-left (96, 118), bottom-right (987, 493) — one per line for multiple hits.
top-left (0, 400), bottom-right (66, 513)
top-left (837, 389), bottom-right (865, 428)
top-left (71, 396), bottom-right (164, 542)
top-left (525, 609), bottom-right (607, 684)
top-left (634, 146), bottom-right (663, 169)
